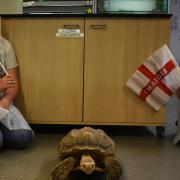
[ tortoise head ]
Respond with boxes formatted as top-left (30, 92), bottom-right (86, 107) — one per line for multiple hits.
top-left (80, 154), bottom-right (95, 174)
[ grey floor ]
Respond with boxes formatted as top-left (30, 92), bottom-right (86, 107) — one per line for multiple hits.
top-left (0, 123), bottom-right (180, 180)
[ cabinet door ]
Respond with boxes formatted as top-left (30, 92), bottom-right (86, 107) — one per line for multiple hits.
top-left (84, 18), bottom-right (170, 125)
top-left (2, 18), bottom-right (84, 124)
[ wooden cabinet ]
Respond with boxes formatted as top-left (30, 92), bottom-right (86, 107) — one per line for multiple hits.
top-left (84, 18), bottom-right (170, 125)
top-left (1, 16), bottom-right (171, 126)
top-left (2, 18), bottom-right (84, 124)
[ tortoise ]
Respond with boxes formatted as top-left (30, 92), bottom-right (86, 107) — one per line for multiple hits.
top-left (51, 126), bottom-right (122, 180)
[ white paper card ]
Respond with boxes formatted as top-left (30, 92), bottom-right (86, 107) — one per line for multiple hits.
top-left (56, 29), bottom-right (84, 37)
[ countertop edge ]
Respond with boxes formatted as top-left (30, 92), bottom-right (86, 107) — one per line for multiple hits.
top-left (0, 13), bottom-right (172, 18)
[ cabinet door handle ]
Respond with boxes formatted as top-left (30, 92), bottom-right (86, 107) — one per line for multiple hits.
top-left (63, 24), bottom-right (80, 29)
top-left (90, 24), bottom-right (107, 29)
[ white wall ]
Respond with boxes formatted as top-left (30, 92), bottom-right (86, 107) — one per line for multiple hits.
top-left (0, 0), bottom-right (22, 14)
top-left (166, 0), bottom-right (180, 135)
top-left (169, 0), bottom-right (180, 64)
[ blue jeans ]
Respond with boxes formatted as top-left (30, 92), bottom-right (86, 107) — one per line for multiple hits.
top-left (0, 123), bottom-right (33, 149)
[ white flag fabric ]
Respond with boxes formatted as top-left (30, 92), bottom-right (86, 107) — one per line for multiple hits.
top-left (0, 105), bottom-right (32, 130)
top-left (126, 45), bottom-right (180, 111)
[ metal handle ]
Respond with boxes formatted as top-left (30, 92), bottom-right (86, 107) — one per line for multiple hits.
top-left (63, 24), bottom-right (80, 29)
top-left (90, 24), bottom-right (107, 29)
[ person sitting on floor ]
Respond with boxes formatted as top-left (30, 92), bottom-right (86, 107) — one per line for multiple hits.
top-left (0, 36), bottom-right (33, 149)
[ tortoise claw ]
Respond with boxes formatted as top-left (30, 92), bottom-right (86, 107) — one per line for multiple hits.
top-left (51, 157), bottom-right (76, 180)
top-left (104, 157), bottom-right (122, 180)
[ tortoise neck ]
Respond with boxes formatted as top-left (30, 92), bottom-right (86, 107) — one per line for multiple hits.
top-left (82, 154), bottom-right (91, 158)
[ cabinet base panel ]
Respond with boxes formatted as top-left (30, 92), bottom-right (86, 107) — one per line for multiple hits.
top-left (28, 121), bottom-right (165, 126)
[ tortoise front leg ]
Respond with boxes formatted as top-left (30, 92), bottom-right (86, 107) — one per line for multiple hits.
top-left (51, 157), bottom-right (76, 180)
top-left (104, 156), bottom-right (122, 180)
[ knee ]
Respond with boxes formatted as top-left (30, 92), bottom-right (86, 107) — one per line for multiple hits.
top-left (4, 129), bottom-right (33, 149)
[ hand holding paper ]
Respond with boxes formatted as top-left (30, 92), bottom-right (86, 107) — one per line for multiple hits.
top-left (0, 62), bottom-right (8, 75)
top-left (0, 74), bottom-right (17, 91)
top-left (0, 62), bottom-right (17, 91)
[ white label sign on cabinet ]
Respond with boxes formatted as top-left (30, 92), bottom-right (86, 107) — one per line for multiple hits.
top-left (56, 29), bottom-right (84, 37)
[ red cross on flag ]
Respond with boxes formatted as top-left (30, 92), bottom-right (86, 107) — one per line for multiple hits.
top-left (126, 45), bottom-right (180, 111)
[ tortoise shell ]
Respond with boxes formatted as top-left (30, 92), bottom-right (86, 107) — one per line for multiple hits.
top-left (58, 127), bottom-right (115, 158)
